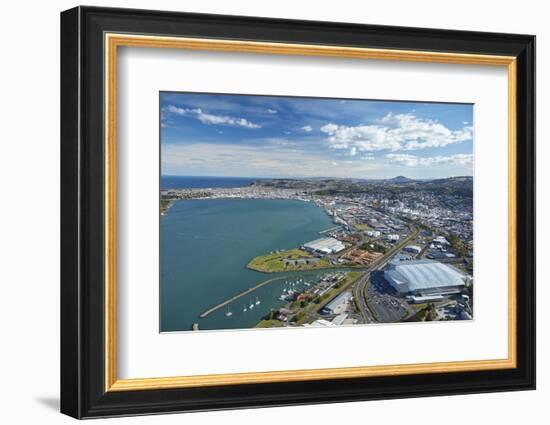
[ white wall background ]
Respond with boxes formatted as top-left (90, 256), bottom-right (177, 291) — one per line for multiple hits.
top-left (0, 0), bottom-right (545, 423)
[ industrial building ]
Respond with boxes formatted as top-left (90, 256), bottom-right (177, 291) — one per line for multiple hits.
top-left (302, 237), bottom-right (346, 255)
top-left (303, 319), bottom-right (334, 328)
top-left (384, 259), bottom-right (470, 296)
top-left (321, 291), bottom-right (352, 315)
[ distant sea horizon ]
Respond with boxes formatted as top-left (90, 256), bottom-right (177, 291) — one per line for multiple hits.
top-left (160, 175), bottom-right (263, 189)
top-left (160, 174), bottom-right (473, 190)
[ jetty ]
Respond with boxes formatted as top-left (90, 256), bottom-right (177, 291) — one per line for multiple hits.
top-left (199, 275), bottom-right (286, 318)
top-left (318, 226), bottom-right (341, 235)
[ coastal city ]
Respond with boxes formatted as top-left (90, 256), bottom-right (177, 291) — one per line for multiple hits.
top-left (161, 176), bottom-right (474, 329)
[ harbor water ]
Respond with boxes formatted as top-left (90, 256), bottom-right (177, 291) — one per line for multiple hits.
top-left (160, 197), bottom-right (335, 331)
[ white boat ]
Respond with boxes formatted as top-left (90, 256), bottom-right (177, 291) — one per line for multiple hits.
top-left (243, 305), bottom-right (247, 312)
top-left (249, 301), bottom-right (254, 309)
top-left (255, 297), bottom-right (261, 305)
top-left (225, 307), bottom-right (233, 317)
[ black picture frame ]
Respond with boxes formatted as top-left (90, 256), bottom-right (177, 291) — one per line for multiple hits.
top-left (61, 5), bottom-right (536, 419)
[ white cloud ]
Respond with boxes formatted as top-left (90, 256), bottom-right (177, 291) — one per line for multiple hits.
top-left (161, 141), bottom-right (389, 178)
top-left (350, 146), bottom-right (357, 156)
top-left (320, 113), bottom-right (473, 152)
top-left (165, 105), bottom-right (192, 116)
top-left (386, 153), bottom-right (473, 167)
top-left (320, 123), bottom-right (338, 134)
top-left (164, 105), bottom-right (261, 129)
top-left (267, 109), bottom-right (278, 114)
top-left (301, 125), bottom-right (313, 132)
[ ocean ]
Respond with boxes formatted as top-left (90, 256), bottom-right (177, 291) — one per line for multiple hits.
top-left (160, 197), bottom-right (335, 332)
top-left (161, 175), bottom-right (260, 189)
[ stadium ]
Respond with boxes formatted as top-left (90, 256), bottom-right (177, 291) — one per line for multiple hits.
top-left (384, 259), bottom-right (470, 296)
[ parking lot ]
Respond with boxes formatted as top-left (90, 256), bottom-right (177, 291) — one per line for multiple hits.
top-left (366, 271), bottom-right (414, 323)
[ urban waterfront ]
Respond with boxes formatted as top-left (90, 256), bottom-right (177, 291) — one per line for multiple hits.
top-left (161, 174), bottom-right (474, 331)
top-left (160, 93), bottom-right (474, 331)
top-left (160, 198), bottom-right (336, 331)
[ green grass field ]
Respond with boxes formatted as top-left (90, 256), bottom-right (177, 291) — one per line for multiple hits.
top-left (254, 319), bottom-right (285, 328)
top-left (246, 248), bottom-right (331, 273)
top-left (353, 223), bottom-right (372, 231)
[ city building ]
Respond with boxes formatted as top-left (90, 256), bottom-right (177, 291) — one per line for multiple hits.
top-left (427, 251), bottom-right (457, 260)
top-left (433, 236), bottom-right (450, 245)
top-left (302, 237), bottom-right (346, 255)
top-left (331, 313), bottom-right (348, 326)
top-left (321, 291), bottom-right (352, 315)
top-left (303, 319), bottom-right (335, 328)
top-left (384, 259), bottom-right (470, 296)
top-left (404, 245), bottom-right (422, 254)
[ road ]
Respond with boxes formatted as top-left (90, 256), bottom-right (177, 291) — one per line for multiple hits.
top-left (352, 271), bottom-right (374, 323)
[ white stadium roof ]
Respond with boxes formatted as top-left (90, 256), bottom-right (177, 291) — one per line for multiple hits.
top-left (385, 259), bottom-right (467, 293)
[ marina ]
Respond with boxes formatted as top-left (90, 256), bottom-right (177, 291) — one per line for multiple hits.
top-left (160, 176), bottom-right (473, 331)
top-left (160, 197), bottom-right (335, 332)
top-left (198, 275), bottom-right (285, 318)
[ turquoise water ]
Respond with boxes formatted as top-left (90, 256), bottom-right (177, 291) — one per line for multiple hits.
top-left (160, 198), bottom-right (335, 332)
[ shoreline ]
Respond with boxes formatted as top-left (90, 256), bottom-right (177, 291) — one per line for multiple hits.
top-left (245, 263), bottom-right (352, 273)
top-left (161, 196), bottom-right (339, 330)
top-left (160, 182), bottom-right (473, 330)
top-left (160, 193), bottom-right (338, 227)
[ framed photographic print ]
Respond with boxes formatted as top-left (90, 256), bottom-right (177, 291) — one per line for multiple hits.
top-left (60, 6), bottom-right (536, 419)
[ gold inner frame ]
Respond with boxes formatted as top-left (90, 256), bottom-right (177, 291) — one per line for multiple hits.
top-left (104, 33), bottom-right (517, 392)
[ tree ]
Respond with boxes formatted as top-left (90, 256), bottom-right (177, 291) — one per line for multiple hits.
top-left (448, 234), bottom-right (468, 258)
top-left (424, 303), bottom-right (437, 321)
top-left (293, 311), bottom-right (306, 323)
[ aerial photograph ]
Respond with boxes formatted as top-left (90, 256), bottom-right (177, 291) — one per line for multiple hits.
top-left (159, 92), bottom-right (474, 332)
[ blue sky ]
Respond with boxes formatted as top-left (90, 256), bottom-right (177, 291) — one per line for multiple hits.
top-left (160, 92), bottom-right (473, 179)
